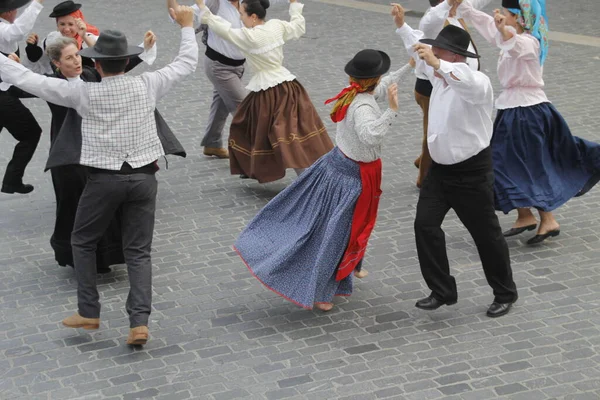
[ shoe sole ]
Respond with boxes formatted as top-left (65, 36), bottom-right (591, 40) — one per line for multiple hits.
top-left (127, 336), bottom-right (148, 345)
top-left (486, 307), bottom-right (512, 318)
top-left (62, 322), bottom-right (99, 330)
top-left (415, 300), bottom-right (457, 310)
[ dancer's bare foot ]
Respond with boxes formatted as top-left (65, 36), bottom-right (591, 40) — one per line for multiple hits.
top-left (314, 303), bottom-right (333, 311)
top-left (511, 208), bottom-right (538, 229)
top-left (354, 269), bottom-right (369, 279)
top-left (536, 211), bottom-right (560, 236)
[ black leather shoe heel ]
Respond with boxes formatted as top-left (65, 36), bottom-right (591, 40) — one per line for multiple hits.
top-left (415, 295), bottom-right (457, 311)
top-left (526, 229), bottom-right (560, 245)
top-left (486, 301), bottom-right (514, 318)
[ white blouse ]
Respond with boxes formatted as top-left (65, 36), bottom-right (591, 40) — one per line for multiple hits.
top-left (199, 2), bottom-right (306, 92)
top-left (336, 64), bottom-right (412, 163)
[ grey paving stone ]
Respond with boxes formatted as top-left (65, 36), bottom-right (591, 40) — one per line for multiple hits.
top-left (1, 1), bottom-right (600, 400)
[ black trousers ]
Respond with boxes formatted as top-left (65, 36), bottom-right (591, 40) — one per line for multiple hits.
top-left (0, 92), bottom-right (42, 186)
top-left (414, 148), bottom-right (518, 304)
top-left (72, 172), bottom-right (157, 328)
top-left (50, 165), bottom-right (124, 270)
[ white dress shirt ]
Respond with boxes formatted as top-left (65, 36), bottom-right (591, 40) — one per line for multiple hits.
top-left (0, 27), bottom-right (198, 170)
top-left (415, 0), bottom-right (491, 79)
top-left (336, 64), bottom-right (411, 162)
top-left (0, 1), bottom-right (43, 91)
top-left (396, 23), bottom-right (494, 165)
top-left (197, 0), bottom-right (245, 61)
top-left (198, 2), bottom-right (305, 91)
top-left (0, 1), bottom-right (42, 55)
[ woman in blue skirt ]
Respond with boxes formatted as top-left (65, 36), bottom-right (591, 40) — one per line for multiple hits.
top-left (460, 0), bottom-right (600, 245)
top-left (234, 50), bottom-right (411, 311)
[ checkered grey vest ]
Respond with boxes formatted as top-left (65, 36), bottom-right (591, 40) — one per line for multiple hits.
top-left (80, 75), bottom-right (165, 170)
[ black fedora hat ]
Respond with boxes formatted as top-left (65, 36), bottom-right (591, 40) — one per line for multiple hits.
top-left (49, 1), bottom-right (81, 18)
top-left (79, 30), bottom-right (143, 60)
top-left (344, 49), bottom-right (391, 79)
top-left (420, 25), bottom-right (480, 59)
top-left (0, 0), bottom-right (30, 13)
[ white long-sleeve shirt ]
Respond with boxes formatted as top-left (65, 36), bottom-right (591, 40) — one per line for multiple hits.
top-left (198, 2), bottom-right (306, 91)
top-left (196, 0), bottom-right (291, 61)
top-left (415, 0), bottom-right (492, 79)
top-left (396, 23), bottom-right (494, 165)
top-left (336, 64), bottom-right (412, 162)
top-left (459, 1), bottom-right (549, 109)
top-left (0, 0), bottom-right (43, 91)
top-left (0, 27), bottom-right (198, 170)
top-left (0, 1), bottom-right (42, 55)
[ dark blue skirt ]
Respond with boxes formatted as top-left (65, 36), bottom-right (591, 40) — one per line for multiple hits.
top-left (234, 147), bottom-right (361, 309)
top-left (492, 103), bottom-right (600, 213)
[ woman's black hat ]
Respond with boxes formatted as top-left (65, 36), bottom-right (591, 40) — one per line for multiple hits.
top-left (344, 49), bottom-right (391, 79)
top-left (79, 30), bottom-right (143, 60)
top-left (502, 0), bottom-right (521, 10)
top-left (49, 1), bottom-right (82, 18)
top-left (0, 0), bottom-right (31, 13)
top-left (419, 25), bottom-right (480, 58)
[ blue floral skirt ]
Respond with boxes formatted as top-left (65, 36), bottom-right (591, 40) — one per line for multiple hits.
top-left (492, 103), bottom-right (600, 213)
top-left (234, 147), bottom-right (362, 309)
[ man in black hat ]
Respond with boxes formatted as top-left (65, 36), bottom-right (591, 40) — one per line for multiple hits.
top-left (0, 4), bottom-right (198, 344)
top-left (0, 0), bottom-right (44, 194)
top-left (392, 4), bottom-right (518, 318)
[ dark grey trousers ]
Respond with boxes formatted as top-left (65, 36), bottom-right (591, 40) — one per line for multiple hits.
top-left (71, 172), bottom-right (157, 328)
top-left (201, 56), bottom-right (247, 148)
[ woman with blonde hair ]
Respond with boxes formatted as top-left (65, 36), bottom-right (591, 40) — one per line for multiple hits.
top-left (233, 50), bottom-right (411, 311)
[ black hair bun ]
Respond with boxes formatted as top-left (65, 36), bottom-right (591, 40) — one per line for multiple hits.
top-left (259, 0), bottom-right (270, 10)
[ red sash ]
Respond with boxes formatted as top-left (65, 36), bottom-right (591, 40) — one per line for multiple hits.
top-left (336, 158), bottom-right (382, 281)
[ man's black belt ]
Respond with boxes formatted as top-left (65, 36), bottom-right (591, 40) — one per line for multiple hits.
top-left (205, 45), bottom-right (245, 67)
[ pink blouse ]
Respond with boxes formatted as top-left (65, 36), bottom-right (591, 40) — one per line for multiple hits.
top-left (459, 2), bottom-right (549, 110)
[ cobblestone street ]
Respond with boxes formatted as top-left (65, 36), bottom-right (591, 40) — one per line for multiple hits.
top-left (1, 0), bottom-right (600, 399)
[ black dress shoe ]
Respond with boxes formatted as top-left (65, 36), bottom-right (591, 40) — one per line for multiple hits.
top-left (503, 224), bottom-right (537, 237)
top-left (526, 229), bottom-right (560, 245)
top-left (415, 295), bottom-right (457, 310)
top-left (1, 183), bottom-right (34, 194)
top-left (486, 301), bottom-right (514, 318)
top-left (97, 266), bottom-right (112, 274)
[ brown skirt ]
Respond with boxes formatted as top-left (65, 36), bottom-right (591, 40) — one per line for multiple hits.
top-left (228, 80), bottom-right (333, 183)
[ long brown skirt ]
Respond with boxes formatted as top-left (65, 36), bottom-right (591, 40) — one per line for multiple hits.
top-left (228, 80), bottom-right (333, 183)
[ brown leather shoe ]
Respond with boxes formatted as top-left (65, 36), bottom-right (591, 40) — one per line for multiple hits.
top-left (203, 147), bottom-right (229, 159)
top-left (126, 326), bottom-right (149, 345)
top-left (62, 313), bottom-right (100, 330)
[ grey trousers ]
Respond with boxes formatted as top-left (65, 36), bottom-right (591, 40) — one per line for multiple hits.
top-left (71, 172), bottom-right (157, 328)
top-left (201, 56), bottom-right (247, 148)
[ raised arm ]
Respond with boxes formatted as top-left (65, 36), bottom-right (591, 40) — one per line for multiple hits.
top-left (0, 53), bottom-right (87, 112)
top-left (419, 1), bottom-right (452, 39)
top-left (457, 0), bottom-right (497, 44)
top-left (0, 0), bottom-right (43, 44)
top-left (141, 6), bottom-right (198, 102)
top-left (393, 6), bottom-right (435, 83)
top-left (279, 2), bottom-right (306, 42)
top-left (414, 42), bottom-right (493, 105)
top-left (373, 63), bottom-right (412, 101)
top-left (494, 14), bottom-right (539, 60)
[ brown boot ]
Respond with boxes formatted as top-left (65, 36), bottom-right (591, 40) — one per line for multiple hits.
top-left (62, 313), bottom-right (100, 330)
top-left (126, 326), bottom-right (149, 345)
top-left (203, 147), bottom-right (229, 159)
